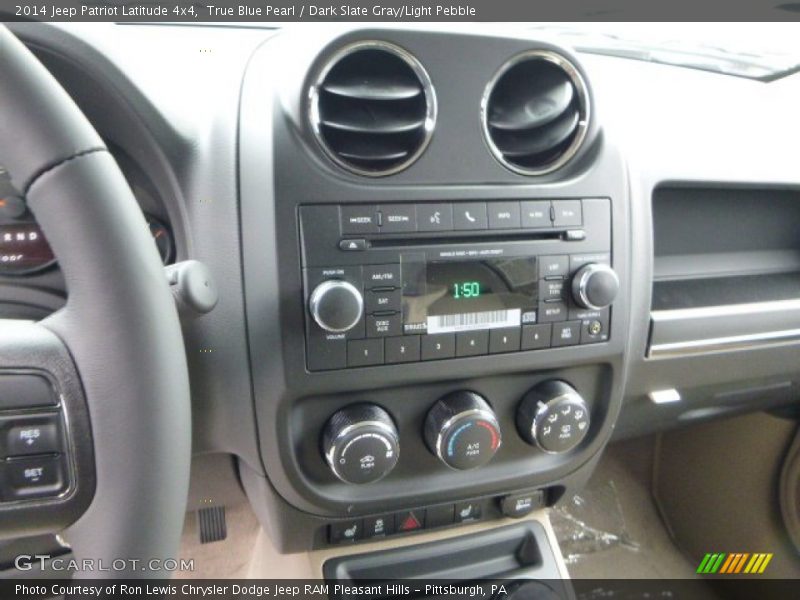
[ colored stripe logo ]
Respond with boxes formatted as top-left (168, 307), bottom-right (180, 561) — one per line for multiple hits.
top-left (697, 553), bottom-right (773, 574)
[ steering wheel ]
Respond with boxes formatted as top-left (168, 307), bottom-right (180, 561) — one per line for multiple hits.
top-left (0, 26), bottom-right (191, 577)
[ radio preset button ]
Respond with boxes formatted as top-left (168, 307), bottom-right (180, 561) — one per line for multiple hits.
top-left (421, 333), bottom-right (456, 360)
top-left (341, 205), bottom-right (379, 234)
top-left (379, 205), bottom-right (417, 233)
top-left (522, 324), bottom-right (552, 350)
top-left (552, 200), bottom-right (582, 227)
top-left (367, 314), bottom-right (402, 338)
top-left (365, 289), bottom-right (401, 313)
top-left (363, 264), bottom-right (401, 289)
top-left (539, 301), bottom-right (567, 323)
top-left (521, 201), bottom-right (552, 228)
top-left (347, 339), bottom-right (384, 367)
top-left (453, 203), bottom-right (488, 231)
top-left (385, 336), bottom-right (421, 363)
top-left (416, 204), bottom-right (453, 232)
top-left (488, 202), bottom-right (521, 229)
top-left (489, 328), bottom-right (521, 354)
top-left (552, 321), bottom-right (582, 347)
top-left (456, 331), bottom-right (489, 357)
top-left (539, 255), bottom-right (569, 278)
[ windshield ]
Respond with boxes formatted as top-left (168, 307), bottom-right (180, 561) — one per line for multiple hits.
top-left (530, 23), bottom-right (800, 80)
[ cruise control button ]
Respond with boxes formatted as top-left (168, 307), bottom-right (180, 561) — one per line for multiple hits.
top-left (521, 201), bottom-right (552, 228)
top-left (0, 374), bottom-right (57, 411)
top-left (552, 200), bottom-right (582, 227)
top-left (4, 455), bottom-right (66, 500)
top-left (379, 205), bottom-right (417, 233)
top-left (4, 415), bottom-right (62, 457)
top-left (416, 203), bottom-right (453, 232)
top-left (488, 202), bottom-right (521, 229)
top-left (385, 336), bottom-right (420, 363)
top-left (367, 314), bottom-right (402, 338)
top-left (421, 334), bottom-right (456, 360)
top-left (453, 203), bottom-right (488, 231)
top-left (363, 264), bottom-right (401, 288)
top-left (456, 331), bottom-right (489, 357)
top-left (366, 289), bottom-right (401, 313)
top-left (340, 205), bottom-right (379, 234)
top-left (347, 339), bottom-right (384, 367)
top-left (329, 520), bottom-right (363, 543)
top-left (552, 321), bottom-right (581, 347)
top-left (489, 328), bottom-right (521, 354)
top-left (521, 324), bottom-right (552, 350)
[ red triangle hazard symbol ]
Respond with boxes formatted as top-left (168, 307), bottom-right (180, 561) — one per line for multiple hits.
top-left (400, 512), bottom-right (421, 531)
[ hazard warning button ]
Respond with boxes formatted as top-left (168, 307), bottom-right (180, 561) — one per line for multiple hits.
top-left (395, 509), bottom-right (425, 533)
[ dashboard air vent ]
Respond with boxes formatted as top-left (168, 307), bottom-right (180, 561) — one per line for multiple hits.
top-left (482, 51), bottom-right (590, 176)
top-left (310, 41), bottom-right (436, 177)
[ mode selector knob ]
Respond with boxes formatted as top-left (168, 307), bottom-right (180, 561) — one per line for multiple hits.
top-left (517, 381), bottom-right (590, 454)
top-left (425, 391), bottom-right (501, 470)
top-left (309, 279), bottom-right (363, 333)
top-left (571, 263), bottom-right (619, 310)
top-left (322, 404), bottom-right (400, 484)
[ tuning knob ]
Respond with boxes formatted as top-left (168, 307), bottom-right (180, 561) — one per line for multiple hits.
top-left (424, 391), bottom-right (501, 470)
top-left (517, 381), bottom-right (590, 454)
top-left (571, 263), bottom-right (619, 310)
top-left (322, 404), bottom-right (399, 484)
top-left (309, 280), bottom-right (363, 333)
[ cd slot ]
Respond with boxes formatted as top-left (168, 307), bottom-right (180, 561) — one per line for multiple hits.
top-left (369, 230), bottom-right (564, 248)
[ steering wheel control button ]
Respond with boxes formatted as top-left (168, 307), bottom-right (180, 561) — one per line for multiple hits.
top-left (3, 455), bottom-right (66, 500)
top-left (309, 279), bottom-right (364, 334)
top-left (517, 380), bottom-right (590, 454)
top-left (425, 391), bottom-right (501, 470)
top-left (2, 415), bottom-right (62, 457)
top-left (329, 519), bottom-right (363, 544)
top-left (500, 490), bottom-right (545, 519)
top-left (571, 263), bottom-right (619, 310)
top-left (322, 404), bottom-right (399, 484)
top-left (453, 202), bottom-right (488, 231)
top-left (363, 514), bottom-right (396, 539)
top-left (340, 205), bottom-right (379, 235)
top-left (0, 374), bottom-right (57, 410)
top-left (454, 500), bottom-right (482, 523)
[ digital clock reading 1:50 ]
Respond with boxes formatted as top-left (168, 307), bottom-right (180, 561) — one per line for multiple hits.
top-left (452, 281), bottom-right (481, 299)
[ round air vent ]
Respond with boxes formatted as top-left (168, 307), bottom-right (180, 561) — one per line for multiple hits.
top-left (309, 41), bottom-right (436, 177)
top-left (482, 51), bottom-right (590, 176)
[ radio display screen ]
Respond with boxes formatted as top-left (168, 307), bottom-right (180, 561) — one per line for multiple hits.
top-left (402, 257), bottom-right (539, 334)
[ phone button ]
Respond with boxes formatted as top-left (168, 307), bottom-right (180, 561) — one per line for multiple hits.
top-left (453, 203), bottom-right (488, 230)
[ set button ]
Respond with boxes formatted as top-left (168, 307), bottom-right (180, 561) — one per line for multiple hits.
top-left (1, 455), bottom-right (67, 501)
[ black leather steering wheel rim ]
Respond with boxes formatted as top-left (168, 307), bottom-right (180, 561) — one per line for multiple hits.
top-left (0, 26), bottom-right (191, 577)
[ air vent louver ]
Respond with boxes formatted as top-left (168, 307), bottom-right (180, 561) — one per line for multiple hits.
top-left (483, 51), bottom-right (590, 176)
top-left (310, 42), bottom-right (436, 177)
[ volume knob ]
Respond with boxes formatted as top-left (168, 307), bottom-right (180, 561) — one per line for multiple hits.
top-left (309, 280), bottom-right (363, 333)
top-left (571, 263), bottom-right (619, 310)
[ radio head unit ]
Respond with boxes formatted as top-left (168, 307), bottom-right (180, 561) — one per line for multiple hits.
top-left (300, 199), bottom-right (615, 371)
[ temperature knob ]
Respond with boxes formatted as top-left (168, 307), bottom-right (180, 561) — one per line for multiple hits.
top-left (424, 391), bottom-right (501, 470)
top-left (309, 280), bottom-right (363, 333)
top-left (322, 404), bottom-right (399, 484)
top-left (517, 381), bottom-right (590, 454)
top-left (571, 263), bottom-right (619, 310)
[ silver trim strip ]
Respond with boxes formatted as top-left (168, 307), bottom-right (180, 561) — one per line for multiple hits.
top-left (649, 328), bottom-right (800, 359)
top-left (308, 40), bottom-right (437, 178)
top-left (651, 298), bottom-right (800, 322)
top-left (480, 50), bottom-right (591, 177)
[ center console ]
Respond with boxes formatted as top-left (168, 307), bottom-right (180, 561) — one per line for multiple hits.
top-left (237, 27), bottom-right (631, 556)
